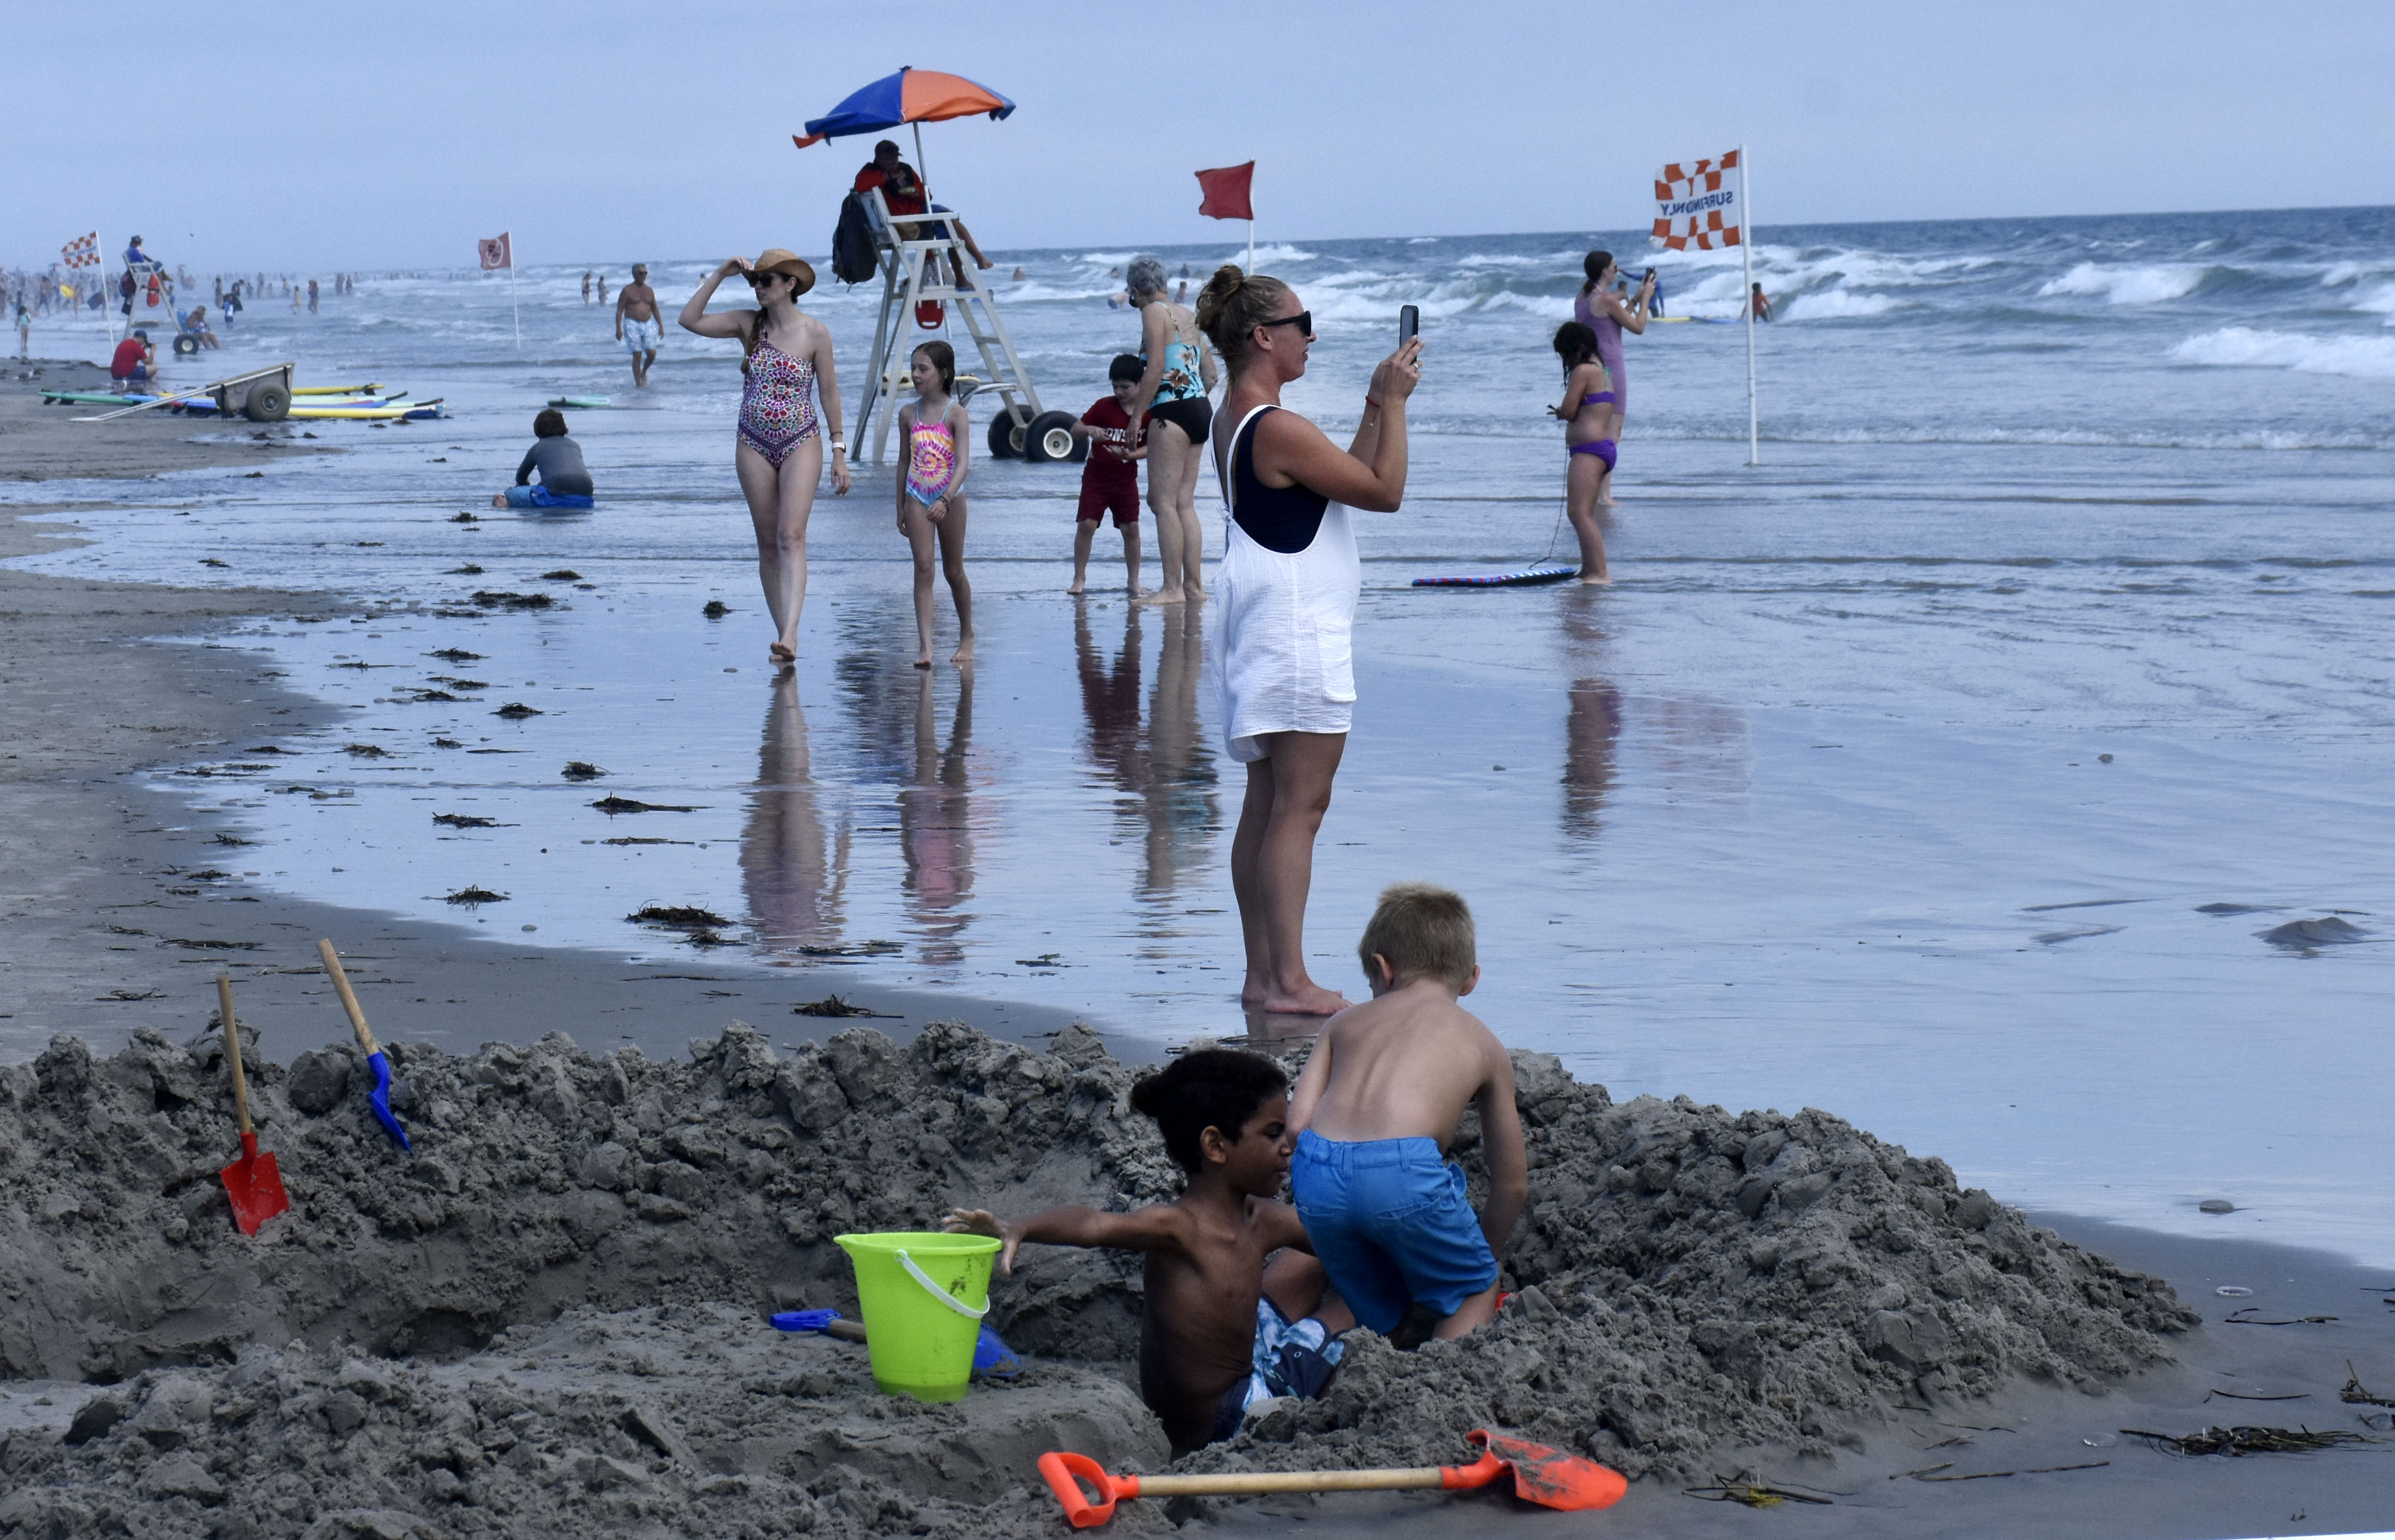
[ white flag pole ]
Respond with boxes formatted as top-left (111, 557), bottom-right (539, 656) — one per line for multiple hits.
top-left (1740, 145), bottom-right (1758, 467)
top-left (509, 233), bottom-right (522, 350)
top-left (1247, 214), bottom-right (1255, 277)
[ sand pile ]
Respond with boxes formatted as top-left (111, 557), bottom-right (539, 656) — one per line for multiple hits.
top-left (0, 1020), bottom-right (2193, 1535)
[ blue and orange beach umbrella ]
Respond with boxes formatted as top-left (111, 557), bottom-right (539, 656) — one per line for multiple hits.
top-left (792, 65), bottom-right (1016, 180)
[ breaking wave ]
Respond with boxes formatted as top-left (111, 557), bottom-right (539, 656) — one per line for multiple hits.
top-left (2169, 326), bottom-right (2395, 378)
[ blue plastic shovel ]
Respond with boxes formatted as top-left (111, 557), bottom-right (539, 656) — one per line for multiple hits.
top-left (317, 939), bottom-right (410, 1152)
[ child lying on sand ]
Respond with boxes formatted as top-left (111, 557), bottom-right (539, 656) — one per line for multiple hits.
top-left (948, 1049), bottom-right (1351, 1453)
top-left (1289, 882), bottom-right (1528, 1341)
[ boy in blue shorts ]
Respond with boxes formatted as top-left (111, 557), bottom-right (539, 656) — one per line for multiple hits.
top-left (1288, 882), bottom-right (1529, 1342)
top-left (1066, 354), bottom-right (1148, 595)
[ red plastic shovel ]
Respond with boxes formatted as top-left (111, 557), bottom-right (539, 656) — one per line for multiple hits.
top-left (215, 974), bottom-right (289, 1235)
top-left (1037, 1429), bottom-right (1627, 1528)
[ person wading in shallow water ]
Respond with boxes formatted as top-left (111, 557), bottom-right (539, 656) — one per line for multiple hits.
top-left (616, 264), bottom-right (663, 388)
top-left (678, 250), bottom-right (851, 668)
top-left (1196, 265), bottom-right (1422, 1017)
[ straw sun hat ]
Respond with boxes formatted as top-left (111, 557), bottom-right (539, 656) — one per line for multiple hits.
top-left (748, 249), bottom-right (816, 296)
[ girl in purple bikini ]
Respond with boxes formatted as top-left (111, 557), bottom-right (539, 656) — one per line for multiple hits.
top-left (679, 249), bottom-right (851, 667)
top-left (1548, 323), bottom-right (1614, 585)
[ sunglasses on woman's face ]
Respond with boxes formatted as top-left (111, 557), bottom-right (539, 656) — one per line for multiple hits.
top-left (1258, 310), bottom-right (1313, 339)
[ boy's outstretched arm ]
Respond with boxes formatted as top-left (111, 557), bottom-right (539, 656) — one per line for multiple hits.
top-left (945, 1204), bottom-right (1186, 1276)
top-left (1286, 1030), bottom-right (1335, 1133)
top-left (1473, 1050), bottom-right (1529, 1259)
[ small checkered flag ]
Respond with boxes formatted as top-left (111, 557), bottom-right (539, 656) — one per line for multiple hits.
top-left (61, 233), bottom-right (99, 269)
top-left (1653, 152), bottom-right (1744, 252)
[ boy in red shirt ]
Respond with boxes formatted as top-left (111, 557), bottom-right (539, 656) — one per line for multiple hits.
top-left (1068, 354), bottom-right (1150, 595)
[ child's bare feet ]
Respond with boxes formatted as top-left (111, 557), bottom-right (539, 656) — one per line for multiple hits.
top-left (914, 655), bottom-right (933, 670)
top-left (1138, 585), bottom-right (1185, 607)
top-left (1067, 575), bottom-right (1087, 595)
top-left (769, 640), bottom-right (796, 664)
top-left (1578, 571), bottom-right (1611, 585)
top-left (950, 636), bottom-right (975, 666)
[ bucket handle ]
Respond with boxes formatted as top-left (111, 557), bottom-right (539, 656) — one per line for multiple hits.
top-left (895, 1248), bottom-right (990, 1320)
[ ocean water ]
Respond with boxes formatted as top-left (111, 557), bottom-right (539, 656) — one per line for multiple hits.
top-left (9, 206), bottom-right (2394, 1264)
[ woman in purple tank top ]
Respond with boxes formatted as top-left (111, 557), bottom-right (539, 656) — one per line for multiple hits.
top-left (1571, 252), bottom-right (1654, 505)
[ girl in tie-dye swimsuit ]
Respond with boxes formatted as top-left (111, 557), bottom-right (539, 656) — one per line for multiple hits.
top-left (675, 250), bottom-right (851, 667)
top-left (895, 341), bottom-right (975, 669)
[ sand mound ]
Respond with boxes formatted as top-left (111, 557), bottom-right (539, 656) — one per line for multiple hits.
top-left (0, 1021), bottom-right (2193, 1535)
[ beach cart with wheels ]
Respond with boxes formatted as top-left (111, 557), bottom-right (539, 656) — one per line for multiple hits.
top-left (71, 362), bottom-right (294, 423)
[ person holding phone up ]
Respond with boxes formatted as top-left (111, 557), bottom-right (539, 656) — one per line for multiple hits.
top-left (1573, 252), bottom-right (1655, 506)
top-left (1195, 266), bottom-right (1422, 1018)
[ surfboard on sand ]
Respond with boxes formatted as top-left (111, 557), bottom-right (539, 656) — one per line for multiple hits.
top-left (1412, 564), bottom-right (1579, 588)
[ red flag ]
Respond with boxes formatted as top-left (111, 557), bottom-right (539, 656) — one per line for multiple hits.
top-left (1195, 162), bottom-right (1254, 221)
top-left (478, 233), bottom-right (513, 271)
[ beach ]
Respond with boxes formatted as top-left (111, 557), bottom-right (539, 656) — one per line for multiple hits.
top-left (4, 204), bottom-right (2394, 1538)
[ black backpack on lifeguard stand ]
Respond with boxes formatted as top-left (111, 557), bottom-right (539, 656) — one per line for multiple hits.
top-left (831, 193), bottom-right (878, 286)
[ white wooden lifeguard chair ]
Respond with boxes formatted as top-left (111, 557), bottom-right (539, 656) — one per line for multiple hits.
top-left (850, 187), bottom-right (1082, 467)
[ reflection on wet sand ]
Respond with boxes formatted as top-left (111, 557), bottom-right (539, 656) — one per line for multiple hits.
top-left (1564, 679), bottom-right (1624, 838)
top-left (899, 669), bottom-right (978, 963)
top-left (741, 672), bottom-right (852, 951)
top-left (1074, 601), bottom-right (1220, 902)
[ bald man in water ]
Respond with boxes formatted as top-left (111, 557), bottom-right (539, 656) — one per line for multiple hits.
top-left (616, 264), bottom-right (662, 388)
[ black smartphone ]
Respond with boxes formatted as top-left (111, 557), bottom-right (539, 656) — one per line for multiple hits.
top-left (1642, 268), bottom-right (1656, 285)
top-left (1398, 304), bottom-right (1419, 346)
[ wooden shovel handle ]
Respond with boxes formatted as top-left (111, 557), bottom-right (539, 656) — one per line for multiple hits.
top-left (217, 974), bottom-right (254, 1136)
top-left (1132, 1467), bottom-right (1449, 1497)
top-left (316, 939), bottom-right (381, 1055)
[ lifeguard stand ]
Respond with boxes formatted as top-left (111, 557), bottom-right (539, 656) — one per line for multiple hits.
top-left (850, 188), bottom-right (1079, 466)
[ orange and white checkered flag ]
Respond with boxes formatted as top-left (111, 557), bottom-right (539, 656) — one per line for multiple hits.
top-left (1653, 151), bottom-right (1743, 252)
top-left (61, 233), bottom-right (100, 269)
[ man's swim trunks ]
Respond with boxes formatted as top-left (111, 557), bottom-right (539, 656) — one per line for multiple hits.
top-left (624, 316), bottom-right (660, 353)
top-left (1290, 1130), bottom-right (1500, 1336)
top-left (1207, 1297), bottom-right (1345, 1446)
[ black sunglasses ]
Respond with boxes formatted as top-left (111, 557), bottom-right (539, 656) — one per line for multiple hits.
top-left (1257, 310), bottom-right (1313, 338)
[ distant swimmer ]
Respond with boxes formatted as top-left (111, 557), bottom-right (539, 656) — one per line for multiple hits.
top-left (581, 270), bottom-right (593, 305)
top-left (1572, 252), bottom-right (1653, 506)
top-left (597, 273), bottom-right (608, 306)
top-left (1546, 322), bottom-right (1614, 584)
top-left (308, 278), bottom-right (319, 313)
top-left (678, 249), bottom-right (851, 668)
top-left (1751, 283), bottom-right (1772, 322)
top-left (1011, 266), bottom-right (1027, 281)
top-left (14, 297), bottom-right (29, 363)
top-left (616, 263), bottom-right (663, 388)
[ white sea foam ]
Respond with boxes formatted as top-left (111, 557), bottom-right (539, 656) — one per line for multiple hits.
top-left (2346, 283), bottom-right (2395, 318)
top-left (2169, 326), bottom-right (2395, 378)
top-left (2038, 263), bottom-right (2207, 304)
top-left (1780, 290), bottom-right (1906, 321)
top-left (1239, 243), bottom-right (1318, 265)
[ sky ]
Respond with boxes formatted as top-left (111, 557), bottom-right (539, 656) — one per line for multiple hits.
top-left (6, 0), bottom-right (2392, 273)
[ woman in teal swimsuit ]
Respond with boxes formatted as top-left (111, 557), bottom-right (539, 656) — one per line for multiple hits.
top-left (1125, 256), bottom-right (1219, 608)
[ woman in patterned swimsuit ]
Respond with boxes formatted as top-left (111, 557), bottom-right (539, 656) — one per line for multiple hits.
top-left (679, 249), bottom-right (851, 666)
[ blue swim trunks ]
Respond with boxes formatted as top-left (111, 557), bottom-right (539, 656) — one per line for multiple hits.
top-left (503, 485), bottom-right (595, 510)
top-left (1290, 1130), bottom-right (1499, 1336)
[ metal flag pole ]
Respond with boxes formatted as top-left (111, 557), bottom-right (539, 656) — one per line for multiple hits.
top-left (509, 233), bottom-right (522, 350)
top-left (1740, 145), bottom-right (1758, 467)
top-left (1247, 214), bottom-right (1255, 276)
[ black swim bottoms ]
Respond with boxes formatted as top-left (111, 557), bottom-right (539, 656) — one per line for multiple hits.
top-left (1147, 395), bottom-right (1212, 447)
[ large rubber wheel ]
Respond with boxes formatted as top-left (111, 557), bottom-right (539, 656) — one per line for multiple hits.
top-left (1023, 410), bottom-right (1082, 464)
top-left (986, 404), bottom-right (1028, 459)
top-left (242, 381), bottom-right (291, 422)
top-left (172, 334), bottom-right (198, 357)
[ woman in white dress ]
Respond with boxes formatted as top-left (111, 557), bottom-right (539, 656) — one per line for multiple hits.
top-left (1195, 265), bottom-right (1422, 1016)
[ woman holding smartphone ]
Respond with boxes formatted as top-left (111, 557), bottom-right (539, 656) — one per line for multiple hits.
top-left (679, 249), bottom-right (851, 667)
top-left (1573, 251), bottom-right (1654, 505)
top-left (1194, 265), bottom-right (1422, 1017)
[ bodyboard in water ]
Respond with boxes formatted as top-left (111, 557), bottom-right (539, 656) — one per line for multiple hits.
top-left (547, 396), bottom-right (612, 409)
top-left (1412, 564), bottom-right (1579, 588)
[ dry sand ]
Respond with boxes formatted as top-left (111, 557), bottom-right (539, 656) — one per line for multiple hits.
top-left (3, 372), bottom-right (2389, 1538)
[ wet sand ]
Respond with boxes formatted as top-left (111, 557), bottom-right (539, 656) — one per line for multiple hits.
top-left (0, 369), bottom-right (1072, 1066)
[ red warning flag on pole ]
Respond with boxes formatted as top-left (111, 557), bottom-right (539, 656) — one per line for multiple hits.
top-left (1194, 162), bottom-right (1254, 221)
top-left (477, 233), bottom-right (513, 271)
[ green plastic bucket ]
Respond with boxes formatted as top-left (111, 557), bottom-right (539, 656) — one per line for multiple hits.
top-left (833, 1231), bottom-right (1000, 1402)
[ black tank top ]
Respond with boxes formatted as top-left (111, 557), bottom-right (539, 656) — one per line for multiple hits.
top-left (1226, 407), bottom-right (1330, 554)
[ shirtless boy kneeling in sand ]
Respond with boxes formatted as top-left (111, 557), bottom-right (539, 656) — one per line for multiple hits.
top-left (948, 1050), bottom-right (1350, 1453)
top-left (1288, 882), bottom-right (1529, 1342)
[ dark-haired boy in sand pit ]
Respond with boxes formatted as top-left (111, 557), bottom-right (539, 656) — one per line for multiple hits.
top-left (947, 1049), bottom-right (1352, 1454)
top-left (1288, 882), bottom-right (1528, 1342)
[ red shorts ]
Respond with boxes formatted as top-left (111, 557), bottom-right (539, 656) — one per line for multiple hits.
top-left (1077, 479), bottom-right (1139, 528)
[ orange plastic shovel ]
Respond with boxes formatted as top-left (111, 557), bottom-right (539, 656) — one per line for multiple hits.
top-left (1037, 1429), bottom-right (1627, 1528)
top-left (215, 974), bottom-right (289, 1235)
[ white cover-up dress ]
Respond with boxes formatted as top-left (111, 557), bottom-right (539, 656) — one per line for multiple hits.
top-left (1206, 404), bottom-right (1362, 763)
